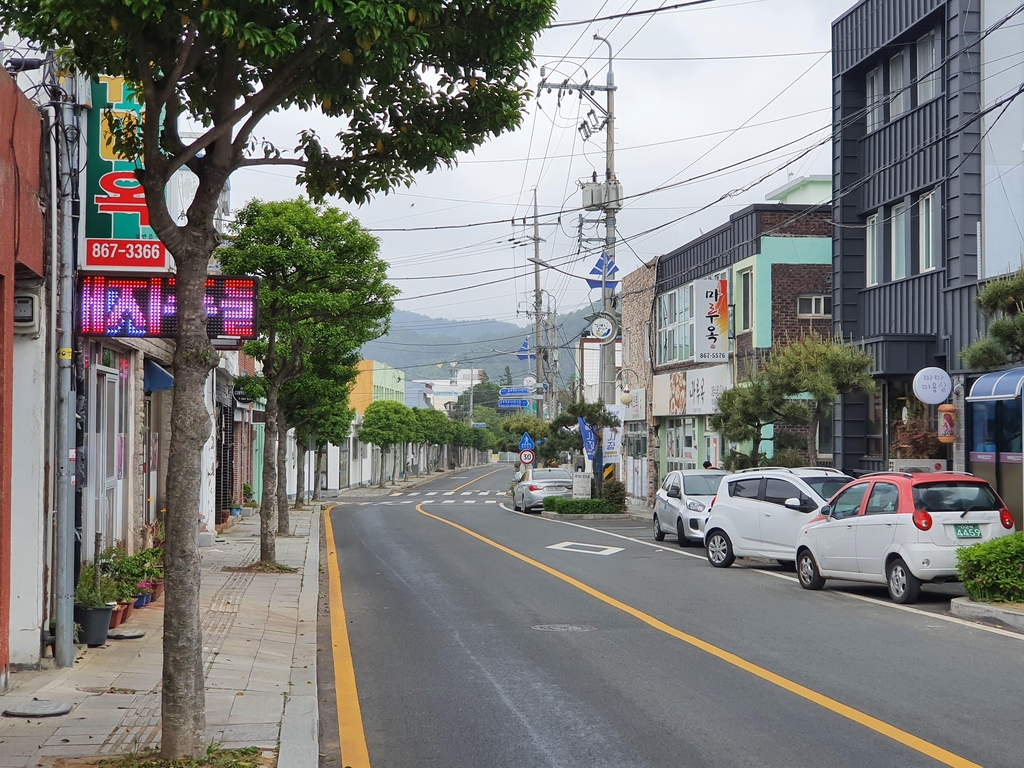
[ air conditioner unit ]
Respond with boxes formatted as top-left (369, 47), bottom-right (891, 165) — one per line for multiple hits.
top-left (888, 458), bottom-right (947, 473)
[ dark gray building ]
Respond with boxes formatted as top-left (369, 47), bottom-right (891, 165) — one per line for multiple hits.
top-left (831, 0), bottom-right (1024, 522)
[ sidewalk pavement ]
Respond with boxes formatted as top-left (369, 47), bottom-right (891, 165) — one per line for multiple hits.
top-left (0, 508), bottom-right (321, 767)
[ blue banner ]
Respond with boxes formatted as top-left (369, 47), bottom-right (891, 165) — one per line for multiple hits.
top-left (578, 417), bottom-right (597, 461)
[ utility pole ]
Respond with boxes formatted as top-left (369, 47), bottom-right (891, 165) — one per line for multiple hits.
top-left (595, 34), bottom-right (618, 408)
top-left (532, 189), bottom-right (544, 419)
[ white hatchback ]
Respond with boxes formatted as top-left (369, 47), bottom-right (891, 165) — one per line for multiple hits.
top-left (703, 468), bottom-right (853, 569)
top-left (796, 472), bottom-right (1015, 603)
top-left (653, 470), bottom-right (726, 546)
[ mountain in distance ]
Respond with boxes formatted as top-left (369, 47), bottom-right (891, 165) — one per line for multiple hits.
top-left (359, 307), bottom-right (597, 387)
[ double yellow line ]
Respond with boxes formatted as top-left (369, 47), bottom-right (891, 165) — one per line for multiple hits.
top-left (324, 498), bottom-right (980, 768)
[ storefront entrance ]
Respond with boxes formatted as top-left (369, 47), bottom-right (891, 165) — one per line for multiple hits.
top-left (966, 369), bottom-right (1024, 529)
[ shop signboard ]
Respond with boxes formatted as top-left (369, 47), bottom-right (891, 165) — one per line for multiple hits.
top-left (694, 278), bottom-right (729, 363)
top-left (686, 365), bottom-right (731, 415)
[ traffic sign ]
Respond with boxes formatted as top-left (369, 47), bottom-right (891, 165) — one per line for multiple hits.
top-left (499, 386), bottom-right (531, 397)
top-left (519, 449), bottom-right (535, 466)
top-left (472, 422), bottom-right (487, 428)
top-left (519, 432), bottom-right (535, 451)
top-left (498, 398), bottom-right (530, 409)
top-left (523, 376), bottom-right (537, 388)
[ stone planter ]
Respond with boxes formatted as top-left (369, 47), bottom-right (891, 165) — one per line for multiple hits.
top-left (108, 603), bottom-right (124, 630)
top-left (74, 604), bottom-right (113, 647)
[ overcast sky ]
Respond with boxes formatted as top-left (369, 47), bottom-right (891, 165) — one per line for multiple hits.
top-left (229, 0), bottom-right (856, 328)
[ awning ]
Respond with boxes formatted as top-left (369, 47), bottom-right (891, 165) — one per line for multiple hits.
top-left (966, 368), bottom-right (1024, 401)
top-left (144, 359), bottom-right (174, 392)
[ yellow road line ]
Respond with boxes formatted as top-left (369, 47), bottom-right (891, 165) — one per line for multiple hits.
top-left (451, 466), bottom-right (506, 492)
top-left (415, 504), bottom-right (980, 768)
top-left (324, 506), bottom-right (372, 768)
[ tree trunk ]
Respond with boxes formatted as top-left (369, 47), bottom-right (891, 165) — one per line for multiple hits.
top-left (294, 440), bottom-right (307, 509)
top-left (162, 251), bottom-right (216, 758)
top-left (278, 427), bottom-right (290, 535)
top-left (312, 446), bottom-right (322, 501)
top-left (259, 385), bottom-right (280, 563)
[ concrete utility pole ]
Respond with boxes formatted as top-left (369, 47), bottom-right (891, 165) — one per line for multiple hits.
top-left (595, 34), bottom-right (618, 408)
top-left (532, 189), bottom-right (543, 418)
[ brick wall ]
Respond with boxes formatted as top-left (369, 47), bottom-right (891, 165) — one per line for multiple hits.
top-left (620, 264), bottom-right (657, 504)
top-left (760, 211), bottom-right (831, 238)
top-left (771, 264), bottom-right (832, 345)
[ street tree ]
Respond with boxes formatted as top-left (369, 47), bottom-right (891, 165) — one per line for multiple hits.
top-left (220, 199), bottom-right (393, 560)
top-left (500, 367), bottom-right (514, 386)
top-left (358, 401), bottom-right (414, 487)
top-left (1, 1), bottom-right (554, 754)
top-left (961, 271), bottom-right (1024, 369)
top-left (551, 401), bottom-right (620, 492)
top-left (412, 407), bottom-right (453, 472)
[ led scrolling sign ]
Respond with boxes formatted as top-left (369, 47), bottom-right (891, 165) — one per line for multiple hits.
top-left (79, 274), bottom-right (258, 339)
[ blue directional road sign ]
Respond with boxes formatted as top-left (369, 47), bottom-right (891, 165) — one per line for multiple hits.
top-left (499, 386), bottom-right (531, 397)
top-left (498, 399), bottom-right (530, 409)
top-left (472, 422), bottom-right (487, 428)
top-left (519, 431), bottom-right (536, 451)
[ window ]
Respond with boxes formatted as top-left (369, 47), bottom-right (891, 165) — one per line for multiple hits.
top-left (865, 482), bottom-right (900, 515)
top-left (656, 292), bottom-right (676, 365)
top-left (679, 284), bottom-right (694, 361)
top-left (891, 203), bottom-right (908, 280)
top-left (816, 417), bottom-right (834, 459)
top-left (830, 483), bottom-right (869, 520)
top-left (889, 50), bottom-right (909, 118)
top-left (917, 29), bottom-right (941, 103)
top-left (797, 295), bottom-right (832, 317)
top-left (866, 214), bottom-right (880, 286)
top-left (656, 285), bottom-right (696, 365)
top-left (683, 474), bottom-right (722, 496)
top-left (866, 66), bottom-right (884, 131)
top-left (730, 478), bottom-right (761, 499)
top-left (764, 479), bottom-right (802, 507)
top-left (919, 190), bottom-right (938, 272)
top-left (739, 269), bottom-right (753, 332)
top-left (913, 482), bottom-right (1001, 513)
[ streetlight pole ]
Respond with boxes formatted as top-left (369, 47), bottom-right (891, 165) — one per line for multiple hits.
top-left (594, 34), bottom-right (618, 408)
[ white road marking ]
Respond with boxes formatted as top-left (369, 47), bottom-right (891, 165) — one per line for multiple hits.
top-left (391, 492), bottom-right (404, 496)
top-left (485, 500), bottom-right (496, 504)
top-left (547, 541), bottom-right (624, 556)
top-left (443, 492), bottom-right (455, 496)
top-left (401, 501), bottom-right (413, 505)
top-left (407, 492), bottom-right (420, 496)
top-left (461, 492), bottom-right (473, 496)
top-left (479, 491), bottom-right (491, 496)
top-left (464, 500), bottom-right (475, 504)
top-left (443, 500), bottom-right (454, 504)
top-left (426, 492), bottom-right (437, 496)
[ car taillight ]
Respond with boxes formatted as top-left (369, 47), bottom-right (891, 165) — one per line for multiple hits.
top-left (528, 484), bottom-right (542, 491)
top-left (912, 509), bottom-right (933, 531)
top-left (1000, 508), bottom-right (1015, 530)
top-left (709, 496), bottom-right (716, 508)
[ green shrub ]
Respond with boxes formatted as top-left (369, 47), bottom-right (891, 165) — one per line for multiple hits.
top-left (602, 480), bottom-right (626, 511)
top-left (957, 531), bottom-right (1024, 603)
top-left (542, 496), bottom-right (559, 511)
top-left (550, 498), bottom-right (619, 515)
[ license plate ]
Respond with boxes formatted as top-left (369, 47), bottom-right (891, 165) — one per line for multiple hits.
top-left (954, 523), bottom-right (982, 539)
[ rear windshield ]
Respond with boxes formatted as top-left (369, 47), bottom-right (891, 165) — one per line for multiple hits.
top-left (683, 474), bottom-right (722, 496)
top-left (532, 469), bottom-right (571, 482)
top-left (805, 476), bottom-right (853, 501)
top-left (913, 482), bottom-right (1001, 512)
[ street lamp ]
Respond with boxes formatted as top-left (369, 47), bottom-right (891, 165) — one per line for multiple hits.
top-left (615, 368), bottom-right (640, 406)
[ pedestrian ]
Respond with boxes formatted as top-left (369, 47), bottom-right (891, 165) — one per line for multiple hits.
top-left (703, 460), bottom-right (718, 470)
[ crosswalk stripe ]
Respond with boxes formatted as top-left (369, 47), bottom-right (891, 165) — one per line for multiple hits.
top-left (464, 500), bottom-right (475, 504)
top-left (443, 492), bottom-right (455, 496)
top-left (479, 491), bottom-right (490, 496)
top-left (443, 500), bottom-right (454, 504)
top-left (485, 500), bottom-right (496, 504)
top-left (461, 492), bottom-right (472, 496)
top-left (390, 492), bottom-right (404, 496)
top-left (426, 491), bottom-right (437, 496)
top-left (402, 501), bottom-right (412, 504)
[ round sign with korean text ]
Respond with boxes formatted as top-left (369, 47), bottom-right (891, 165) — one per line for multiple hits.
top-left (912, 367), bottom-right (952, 405)
top-left (519, 449), bottom-right (535, 466)
top-left (590, 313), bottom-right (617, 344)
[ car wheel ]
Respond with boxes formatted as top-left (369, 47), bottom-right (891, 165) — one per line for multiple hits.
top-left (705, 530), bottom-right (735, 568)
top-left (797, 550), bottom-right (825, 590)
top-left (653, 514), bottom-right (665, 542)
top-left (676, 518), bottom-right (689, 547)
top-left (887, 557), bottom-right (922, 604)
top-left (776, 559), bottom-right (796, 572)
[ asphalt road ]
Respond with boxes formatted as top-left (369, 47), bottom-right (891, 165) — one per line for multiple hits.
top-left (323, 464), bottom-right (1024, 768)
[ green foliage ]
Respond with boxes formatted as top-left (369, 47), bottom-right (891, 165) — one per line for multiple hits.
top-left (500, 367), bottom-right (514, 386)
top-left (358, 400), bottom-right (414, 448)
top-left (962, 272), bottom-right (1024, 368)
top-left (542, 495), bottom-right (559, 511)
top-left (75, 565), bottom-right (110, 607)
top-left (412, 407), bottom-right (453, 446)
top-left (548, 498), bottom-right (619, 515)
top-left (451, 381), bottom-right (500, 421)
top-left (957, 532), bottom-right (1024, 603)
top-left (601, 480), bottom-right (627, 512)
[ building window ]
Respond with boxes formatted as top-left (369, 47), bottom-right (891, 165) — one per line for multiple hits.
top-left (917, 29), bottom-right (941, 104)
top-left (797, 295), bottom-right (832, 317)
top-left (866, 66), bottom-right (884, 131)
top-left (889, 50), bottom-right (909, 118)
top-left (919, 189), bottom-right (938, 272)
top-left (891, 202), bottom-right (908, 280)
top-left (866, 214), bottom-right (880, 286)
top-left (679, 284), bottom-right (694, 361)
top-left (817, 415), bottom-right (834, 458)
top-left (656, 292), bottom-right (676, 366)
top-left (739, 269), bottom-right (752, 332)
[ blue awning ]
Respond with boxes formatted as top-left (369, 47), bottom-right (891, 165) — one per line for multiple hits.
top-left (966, 368), bottom-right (1024, 401)
top-left (144, 359), bottom-right (174, 392)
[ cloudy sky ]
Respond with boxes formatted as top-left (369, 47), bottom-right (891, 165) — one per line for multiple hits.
top-left (229, 0), bottom-right (856, 326)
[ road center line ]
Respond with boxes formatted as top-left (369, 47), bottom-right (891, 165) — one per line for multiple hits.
top-left (419, 503), bottom-right (980, 768)
top-left (324, 507), bottom-right (372, 768)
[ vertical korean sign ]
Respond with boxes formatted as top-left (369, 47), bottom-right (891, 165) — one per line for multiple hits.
top-left (694, 278), bottom-right (729, 363)
top-left (85, 77), bottom-right (170, 271)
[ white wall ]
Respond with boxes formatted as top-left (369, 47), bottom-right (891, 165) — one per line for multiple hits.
top-left (326, 444), bottom-right (340, 491)
top-left (10, 327), bottom-right (47, 665)
top-left (199, 372), bottom-right (217, 532)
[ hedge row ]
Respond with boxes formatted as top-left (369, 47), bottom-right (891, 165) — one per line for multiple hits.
top-left (541, 497), bottom-right (621, 515)
top-left (957, 531), bottom-right (1024, 603)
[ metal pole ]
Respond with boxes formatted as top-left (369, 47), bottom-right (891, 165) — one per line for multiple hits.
top-left (54, 102), bottom-right (76, 667)
top-left (533, 190), bottom-right (543, 418)
top-left (595, 35), bottom-right (617, 408)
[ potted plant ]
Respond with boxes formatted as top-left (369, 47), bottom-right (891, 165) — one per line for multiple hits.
top-left (73, 565), bottom-right (113, 647)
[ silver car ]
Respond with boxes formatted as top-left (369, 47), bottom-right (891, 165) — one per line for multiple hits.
top-left (512, 468), bottom-right (574, 512)
top-left (653, 470), bottom-right (726, 546)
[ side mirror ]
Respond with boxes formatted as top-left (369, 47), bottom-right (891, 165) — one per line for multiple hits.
top-left (820, 504), bottom-right (832, 519)
top-left (784, 497), bottom-right (803, 510)
top-left (667, 487), bottom-right (681, 499)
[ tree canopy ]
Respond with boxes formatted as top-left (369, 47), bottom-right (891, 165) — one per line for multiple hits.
top-left (962, 271), bottom-right (1024, 369)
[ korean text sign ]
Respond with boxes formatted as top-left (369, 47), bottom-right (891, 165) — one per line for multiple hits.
top-left (694, 278), bottom-right (729, 363)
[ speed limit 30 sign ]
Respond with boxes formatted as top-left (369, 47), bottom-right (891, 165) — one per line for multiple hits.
top-left (519, 449), bottom-right (535, 466)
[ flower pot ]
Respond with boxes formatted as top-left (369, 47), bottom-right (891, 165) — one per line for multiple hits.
top-left (230, 505), bottom-right (242, 516)
top-left (119, 601), bottom-right (133, 622)
top-left (108, 604), bottom-right (124, 630)
top-left (74, 604), bottom-right (113, 647)
top-left (134, 595), bottom-right (146, 609)
top-left (143, 593), bottom-right (152, 605)
top-left (152, 580), bottom-right (164, 601)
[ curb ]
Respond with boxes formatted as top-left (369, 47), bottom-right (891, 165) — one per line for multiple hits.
top-left (950, 596), bottom-right (1024, 632)
top-left (278, 509), bottom-right (321, 768)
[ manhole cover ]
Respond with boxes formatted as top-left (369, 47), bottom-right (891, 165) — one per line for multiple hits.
top-left (531, 624), bottom-right (597, 632)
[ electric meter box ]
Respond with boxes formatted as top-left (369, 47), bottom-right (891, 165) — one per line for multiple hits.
top-left (13, 291), bottom-right (40, 336)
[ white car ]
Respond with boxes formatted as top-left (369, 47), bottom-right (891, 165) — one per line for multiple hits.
top-left (703, 467), bottom-right (853, 569)
top-left (653, 470), bottom-right (726, 546)
top-left (796, 472), bottom-right (1015, 603)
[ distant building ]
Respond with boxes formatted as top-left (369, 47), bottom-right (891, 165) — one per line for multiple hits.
top-left (406, 380), bottom-right (434, 410)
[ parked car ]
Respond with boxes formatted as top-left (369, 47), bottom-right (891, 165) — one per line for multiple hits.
top-left (653, 469), bottom-right (726, 546)
top-left (795, 472), bottom-right (1015, 603)
top-left (512, 468), bottom-right (574, 512)
top-left (703, 467), bottom-right (853, 569)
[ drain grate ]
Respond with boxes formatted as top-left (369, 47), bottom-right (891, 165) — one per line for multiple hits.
top-left (531, 624), bottom-right (597, 632)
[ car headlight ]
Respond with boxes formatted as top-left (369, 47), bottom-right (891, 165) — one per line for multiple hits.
top-left (686, 499), bottom-right (705, 512)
